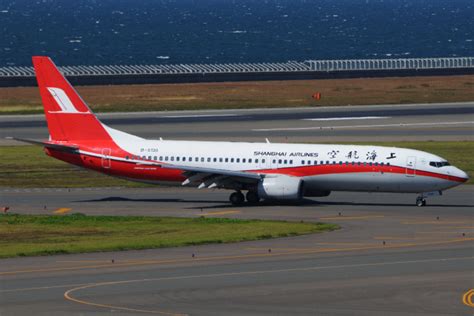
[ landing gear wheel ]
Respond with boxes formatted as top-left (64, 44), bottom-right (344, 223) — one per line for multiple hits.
top-left (229, 191), bottom-right (245, 205)
top-left (246, 190), bottom-right (260, 204)
top-left (416, 197), bottom-right (427, 207)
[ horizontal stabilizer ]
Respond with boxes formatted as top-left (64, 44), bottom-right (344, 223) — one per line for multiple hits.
top-left (5, 137), bottom-right (79, 153)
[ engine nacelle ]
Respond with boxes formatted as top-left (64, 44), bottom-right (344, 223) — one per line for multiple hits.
top-left (257, 175), bottom-right (303, 200)
top-left (303, 187), bottom-right (331, 197)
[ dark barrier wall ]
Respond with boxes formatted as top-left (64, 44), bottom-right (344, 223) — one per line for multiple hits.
top-left (0, 68), bottom-right (473, 87)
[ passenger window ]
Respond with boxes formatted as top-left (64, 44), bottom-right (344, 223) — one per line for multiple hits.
top-left (339, 161), bottom-right (342, 165)
top-left (249, 159), bottom-right (252, 163)
top-left (272, 159), bottom-right (276, 164)
top-left (189, 157), bottom-right (192, 161)
top-left (284, 160), bottom-right (287, 164)
top-left (207, 158), bottom-right (211, 162)
top-left (225, 158), bottom-right (229, 162)
top-left (176, 157), bottom-right (180, 161)
top-left (219, 158), bottom-right (223, 162)
top-left (171, 157), bottom-right (174, 161)
top-left (125, 156), bottom-right (129, 160)
top-left (236, 158), bottom-right (240, 163)
top-left (255, 159), bottom-right (259, 163)
top-left (301, 160), bottom-right (305, 165)
top-left (165, 156), bottom-right (169, 161)
top-left (195, 157), bottom-right (198, 162)
top-left (213, 158), bottom-right (217, 162)
top-left (231, 158), bottom-right (234, 163)
top-left (154, 156), bottom-right (157, 160)
top-left (182, 157), bottom-right (186, 162)
top-left (289, 160), bottom-right (293, 164)
top-left (278, 159), bottom-right (282, 164)
top-left (201, 157), bottom-right (204, 162)
top-left (243, 158), bottom-right (246, 163)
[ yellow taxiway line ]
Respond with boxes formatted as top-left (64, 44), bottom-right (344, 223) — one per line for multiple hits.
top-left (200, 210), bottom-right (240, 216)
top-left (63, 256), bottom-right (474, 315)
top-left (319, 215), bottom-right (384, 220)
top-left (462, 289), bottom-right (474, 308)
top-left (53, 208), bottom-right (72, 215)
top-left (1, 237), bottom-right (473, 277)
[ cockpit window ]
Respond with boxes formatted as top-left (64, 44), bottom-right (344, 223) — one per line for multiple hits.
top-left (429, 161), bottom-right (450, 168)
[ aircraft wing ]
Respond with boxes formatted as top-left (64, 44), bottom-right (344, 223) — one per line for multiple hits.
top-left (5, 137), bottom-right (79, 153)
top-left (161, 164), bottom-right (263, 189)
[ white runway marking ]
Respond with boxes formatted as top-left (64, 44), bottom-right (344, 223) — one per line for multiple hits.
top-left (302, 116), bottom-right (390, 121)
top-left (162, 114), bottom-right (240, 118)
top-left (253, 121), bottom-right (474, 132)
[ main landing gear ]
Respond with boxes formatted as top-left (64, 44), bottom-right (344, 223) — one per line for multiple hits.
top-left (246, 190), bottom-right (260, 204)
top-left (416, 196), bottom-right (427, 207)
top-left (229, 191), bottom-right (245, 205)
top-left (229, 190), bottom-right (260, 205)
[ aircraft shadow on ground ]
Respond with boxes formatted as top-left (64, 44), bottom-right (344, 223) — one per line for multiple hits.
top-left (74, 196), bottom-right (474, 209)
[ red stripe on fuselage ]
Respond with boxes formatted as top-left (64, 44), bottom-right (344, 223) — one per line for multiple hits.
top-left (47, 148), bottom-right (467, 184)
top-left (253, 164), bottom-right (467, 183)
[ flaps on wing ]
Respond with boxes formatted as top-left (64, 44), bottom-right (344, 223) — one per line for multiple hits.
top-left (5, 137), bottom-right (79, 153)
top-left (161, 164), bottom-right (262, 189)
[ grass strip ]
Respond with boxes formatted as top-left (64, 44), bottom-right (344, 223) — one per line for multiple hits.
top-left (0, 75), bottom-right (473, 114)
top-left (0, 141), bottom-right (472, 187)
top-left (0, 213), bottom-right (338, 258)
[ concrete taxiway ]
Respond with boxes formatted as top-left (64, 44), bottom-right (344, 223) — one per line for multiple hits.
top-left (1, 102), bottom-right (473, 315)
top-left (1, 186), bottom-right (473, 315)
top-left (1, 102), bottom-right (473, 143)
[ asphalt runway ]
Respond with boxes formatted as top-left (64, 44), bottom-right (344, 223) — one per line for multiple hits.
top-left (1, 102), bottom-right (473, 143)
top-left (1, 102), bottom-right (474, 315)
top-left (1, 186), bottom-right (473, 315)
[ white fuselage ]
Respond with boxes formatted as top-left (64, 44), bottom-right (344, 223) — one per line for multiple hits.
top-left (109, 130), bottom-right (468, 194)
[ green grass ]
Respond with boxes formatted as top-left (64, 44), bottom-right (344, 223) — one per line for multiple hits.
top-left (0, 146), bottom-right (151, 188)
top-left (0, 213), bottom-right (338, 258)
top-left (0, 141), bottom-right (472, 187)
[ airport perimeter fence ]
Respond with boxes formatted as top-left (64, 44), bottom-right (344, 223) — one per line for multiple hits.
top-left (0, 57), bottom-right (472, 87)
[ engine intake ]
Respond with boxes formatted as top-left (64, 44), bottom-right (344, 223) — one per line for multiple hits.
top-left (258, 175), bottom-right (303, 200)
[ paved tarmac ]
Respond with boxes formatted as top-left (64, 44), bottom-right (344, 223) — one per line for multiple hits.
top-left (1, 102), bottom-right (473, 143)
top-left (1, 186), bottom-right (473, 315)
top-left (1, 102), bottom-right (473, 315)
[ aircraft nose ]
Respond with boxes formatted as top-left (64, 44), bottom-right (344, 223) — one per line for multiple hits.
top-left (454, 167), bottom-right (469, 183)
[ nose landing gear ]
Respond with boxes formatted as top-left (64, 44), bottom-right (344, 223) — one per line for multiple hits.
top-left (415, 191), bottom-right (443, 207)
top-left (416, 196), bottom-right (427, 207)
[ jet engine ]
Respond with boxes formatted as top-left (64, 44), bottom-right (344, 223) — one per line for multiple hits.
top-left (257, 175), bottom-right (303, 200)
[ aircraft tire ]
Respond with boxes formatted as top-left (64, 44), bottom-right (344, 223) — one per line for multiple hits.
top-left (230, 191), bottom-right (245, 205)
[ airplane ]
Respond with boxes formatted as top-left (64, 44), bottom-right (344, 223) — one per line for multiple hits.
top-left (9, 56), bottom-right (469, 207)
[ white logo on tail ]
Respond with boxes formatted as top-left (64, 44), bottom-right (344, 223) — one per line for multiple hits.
top-left (47, 87), bottom-right (88, 113)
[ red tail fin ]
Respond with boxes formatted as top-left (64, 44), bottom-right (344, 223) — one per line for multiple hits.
top-left (32, 56), bottom-right (111, 142)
